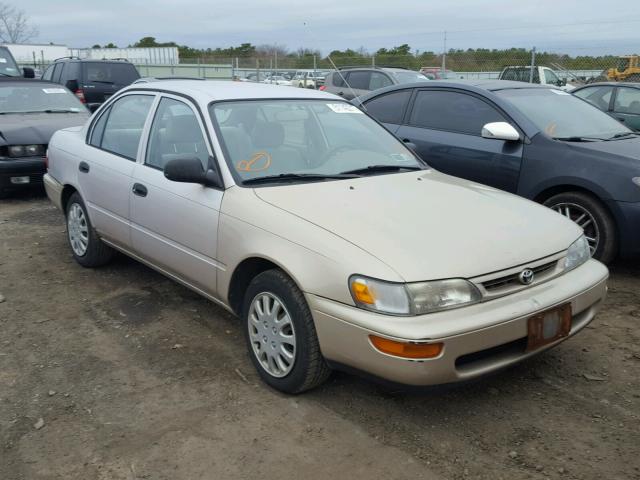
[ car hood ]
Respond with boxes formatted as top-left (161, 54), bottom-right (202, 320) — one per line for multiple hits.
top-left (253, 170), bottom-right (582, 282)
top-left (566, 135), bottom-right (640, 161)
top-left (0, 112), bottom-right (89, 146)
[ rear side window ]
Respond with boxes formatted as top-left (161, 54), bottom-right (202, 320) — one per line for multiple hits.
top-left (369, 72), bottom-right (393, 90)
top-left (409, 90), bottom-right (507, 136)
top-left (95, 95), bottom-right (154, 160)
top-left (51, 63), bottom-right (64, 83)
top-left (41, 64), bottom-right (54, 81)
top-left (501, 68), bottom-right (539, 83)
top-left (330, 72), bottom-right (347, 88)
top-left (364, 89), bottom-right (412, 124)
top-left (348, 71), bottom-right (371, 90)
top-left (82, 62), bottom-right (140, 85)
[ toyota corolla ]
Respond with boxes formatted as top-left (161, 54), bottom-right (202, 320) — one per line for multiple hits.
top-left (43, 80), bottom-right (608, 393)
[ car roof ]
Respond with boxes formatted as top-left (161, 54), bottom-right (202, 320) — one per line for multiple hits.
top-left (125, 80), bottom-right (340, 102)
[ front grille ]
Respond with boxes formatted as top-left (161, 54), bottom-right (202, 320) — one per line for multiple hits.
top-left (482, 260), bottom-right (558, 292)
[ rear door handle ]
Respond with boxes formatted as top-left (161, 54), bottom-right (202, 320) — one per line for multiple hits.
top-left (79, 161), bottom-right (90, 173)
top-left (132, 183), bottom-right (148, 197)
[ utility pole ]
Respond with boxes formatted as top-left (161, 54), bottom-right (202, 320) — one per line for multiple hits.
top-left (529, 47), bottom-right (536, 83)
top-left (441, 31), bottom-right (447, 74)
top-left (275, 50), bottom-right (278, 73)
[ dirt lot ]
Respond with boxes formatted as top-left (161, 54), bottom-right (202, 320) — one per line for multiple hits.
top-left (1, 192), bottom-right (639, 480)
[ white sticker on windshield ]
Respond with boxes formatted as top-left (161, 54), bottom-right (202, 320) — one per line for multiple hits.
top-left (43, 88), bottom-right (67, 94)
top-left (549, 89), bottom-right (570, 95)
top-left (327, 103), bottom-right (363, 114)
top-left (0, 58), bottom-right (6, 63)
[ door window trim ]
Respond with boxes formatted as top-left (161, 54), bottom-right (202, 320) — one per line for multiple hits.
top-left (404, 87), bottom-right (521, 137)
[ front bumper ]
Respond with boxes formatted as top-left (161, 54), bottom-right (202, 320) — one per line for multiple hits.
top-left (308, 259), bottom-right (608, 386)
top-left (43, 173), bottom-right (64, 210)
top-left (0, 157), bottom-right (46, 190)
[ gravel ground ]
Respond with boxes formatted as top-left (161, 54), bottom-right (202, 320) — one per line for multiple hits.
top-left (1, 192), bottom-right (639, 480)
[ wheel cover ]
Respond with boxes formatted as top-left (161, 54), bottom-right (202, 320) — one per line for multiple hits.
top-left (248, 292), bottom-right (297, 378)
top-left (67, 203), bottom-right (89, 256)
top-left (551, 202), bottom-right (599, 255)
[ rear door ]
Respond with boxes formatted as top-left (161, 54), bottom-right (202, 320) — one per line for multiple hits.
top-left (130, 94), bottom-right (223, 296)
top-left (612, 86), bottom-right (640, 131)
top-left (81, 62), bottom-right (140, 106)
top-left (80, 93), bottom-right (156, 248)
top-left (395, 88), bottom-right (524, 192)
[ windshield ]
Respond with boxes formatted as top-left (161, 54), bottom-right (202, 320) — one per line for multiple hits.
top-left (82, 62), bottom-right (139, 85)
top-left (496, 88), bottom-right (631, 139)
top-left (210, 100), bottom-right (422, 184)
top-left (0, 49), bottom-right (21, 77)
top-left (395, 71), bottom-right (430, 84)
top-left (0, 84), bottom-right (85, 114)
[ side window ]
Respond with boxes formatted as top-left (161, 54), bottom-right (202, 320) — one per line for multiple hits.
top-left (409, 90), bottom-right (507, 136)
top-left (348, 71), bottom-right (371, 90)
top-left (146, 97), bottom-right (209, 170)
top-left (89, 107), bottom-right (110, 147)
top-left (41, 64), bottom-right (54, 81)
top-left (100, 95), bottom-right (154, 160)
top-left (331, 72), bottom-right (346, 88)
top-left (544, 69), bottom-right (560, 85)
top-left (574, 86), bottom-right (614, 111)
top-left (614, 87), bottom-right (640, 115)
top-left (364, 90), bottom-right (412, 124)
top-left (51, 63), bottom-right (63, 83)
top-left (369, 72), bottom-right (393, 90)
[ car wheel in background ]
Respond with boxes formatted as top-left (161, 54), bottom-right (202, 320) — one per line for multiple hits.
top-left (242, 269), bottom-right (331, 394)
top-left (65, 192), bottom-right (114, 267)
top-left (544, 191), bottom-right (617, 264)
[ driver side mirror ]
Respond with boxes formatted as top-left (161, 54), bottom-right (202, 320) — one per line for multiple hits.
top-left (481, 122), bottom-right (520, 142)
top-left (22, 67), bottom-right (35, 79)
top-left (164, 156), bottom-right (223, 189)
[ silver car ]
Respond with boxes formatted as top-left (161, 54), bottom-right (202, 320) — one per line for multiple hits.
top-left (43, 80), bottom-right (608, 393)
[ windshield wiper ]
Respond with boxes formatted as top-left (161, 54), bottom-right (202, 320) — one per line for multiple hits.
top-left (18, 109), bottom-right (80, 114)
top-left (605, 132), bottom-right (640, 141)
top-left (553, 136), bottom-right (604, 142)
top-left (91, 80), bottom-right (114, 84)
top-left (242, 173), bottom-right (358, 185)
top-left (340, 164), bottom-right (423, 176)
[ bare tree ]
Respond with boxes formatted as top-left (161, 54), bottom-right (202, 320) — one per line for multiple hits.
top-left (0, 3), bottom-right (38, 43)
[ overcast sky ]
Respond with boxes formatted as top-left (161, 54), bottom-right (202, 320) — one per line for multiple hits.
top-left (20, 0), bottom-right (640, 55)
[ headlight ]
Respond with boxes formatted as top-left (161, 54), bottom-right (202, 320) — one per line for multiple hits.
top-left (7, 145), bottom-right (45, 158)
top-left (564, 235), bottom-right (591, 271)
top-left (349, 276), bottom-right (482, 316)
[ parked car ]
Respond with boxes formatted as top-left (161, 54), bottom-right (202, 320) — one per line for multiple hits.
top-left (498, 66), bottom-right (574, 91)
top-left (0, 78), bottom-right (89, 198)
top-left (291, 71), bottom-right (324, 89)
top-left (262, 75), bottom-right (292, 86)
top-left (321, 67), bottom-right (428, 99)
top-left (41, 57), bottom-right (140, 112)
top-left (0, 46), bottom-right (35, 78)
top-left (355, 80), bottom-right (640, 264)
top-left (573, 82), bottom-right (640, 131)
top-left (420, 67), bottom-right (459, 80)
top-left (43, 80), bottom-right (607, 393)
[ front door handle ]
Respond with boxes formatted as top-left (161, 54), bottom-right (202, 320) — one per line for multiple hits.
top-left (79, 161), bottom-right (90, 173)
top-left (337, 91), bottom-right (344, 96)
top-left (132, 183), bottom-right (148, 197)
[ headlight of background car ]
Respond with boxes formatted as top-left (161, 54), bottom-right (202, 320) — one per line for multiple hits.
top-left (350, 276), bottom-right (482, 316)
top-left (564, 235), bottom-right (591, 271)
top-left (7, 145), bottom-right (45, 158)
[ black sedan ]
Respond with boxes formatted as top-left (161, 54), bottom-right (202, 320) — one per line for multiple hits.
top-left (0, 78), bottom-right (89, 198)
top-left (354, 80), bottom-right (640, 264)
top-left (573, 82), bottom-right (640, 131)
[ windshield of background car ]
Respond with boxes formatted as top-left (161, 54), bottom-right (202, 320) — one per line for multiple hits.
top-left (0, 49), bottom-right (21, 77)
top-left (82, 62), bottom-right (140, 85)
top-left (0, 84), bottom-right (86, 113)
top-left (496, 88), bottom-right (631, 139)
top-left (210, 100), bottom-right (422, 183)
top-left (394, 71), bottom-right (430, 83)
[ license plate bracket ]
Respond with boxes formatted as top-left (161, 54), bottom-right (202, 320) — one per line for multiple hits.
top-left (10, 176), bottom-right (30, 185)
top-left (526, 303), bottom-right (572, 352)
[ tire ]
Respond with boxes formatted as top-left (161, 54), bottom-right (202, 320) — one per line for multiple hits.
top-left (242, 269), bottom-right (331, 394)
top-left (543, 191), bottom-right (617, 264)
top-left (65, 192), bottom-right (114, 267)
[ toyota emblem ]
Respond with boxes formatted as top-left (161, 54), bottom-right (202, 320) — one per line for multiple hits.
top-left (518, 269), bottom-right (535, 285)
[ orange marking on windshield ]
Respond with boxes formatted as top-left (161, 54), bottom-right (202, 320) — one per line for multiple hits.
top-left (237, 151), bottom-right (272, 172)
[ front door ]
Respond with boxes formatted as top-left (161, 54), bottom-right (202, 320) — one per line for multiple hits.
top-left (612, 86), bottom-right (640, 131)
top-left (395, 89), bottom-right (524, 193)
top-left (129, 95), bottom-right (224, 296)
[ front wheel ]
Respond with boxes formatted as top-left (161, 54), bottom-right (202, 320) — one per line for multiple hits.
top-left (242, 269), bottom-right (331, 394)
top-left (66, 192), bottom-right (114, 267)
top-left (543, 191), bottom-right (617, 264)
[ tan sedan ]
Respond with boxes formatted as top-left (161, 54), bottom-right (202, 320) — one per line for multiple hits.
top-left (43, 80), bottom-right (608, 393)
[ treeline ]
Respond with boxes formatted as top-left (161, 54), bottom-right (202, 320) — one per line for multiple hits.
top-left (91, 38), bottom-right (623, 72)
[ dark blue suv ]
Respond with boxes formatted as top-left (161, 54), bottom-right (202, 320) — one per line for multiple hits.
top-left (355, 80), bottom-right (640, 264)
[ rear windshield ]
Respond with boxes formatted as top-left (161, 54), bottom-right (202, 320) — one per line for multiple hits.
top-left (82, 62), bottom-right (139, 85)
top-left (0, 48), bottom-right (21, 77)
top-left (394, 71), bottom-right (430, 84)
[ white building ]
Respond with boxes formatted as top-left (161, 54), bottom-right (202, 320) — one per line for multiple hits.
top-left (3, 43), bottom-right (68, 64)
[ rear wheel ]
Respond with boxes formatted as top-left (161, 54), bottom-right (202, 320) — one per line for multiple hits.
top-left (242, 269), bottom-right (331, 394)
top-left (543, 191), bottom-right (617, 264)
top-left (66, 192), bottom-right (114, 267)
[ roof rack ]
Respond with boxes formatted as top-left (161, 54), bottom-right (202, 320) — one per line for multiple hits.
top-left (133, 76), bottom-right (206, 84)
top-left (53, 56), bottom-right (81, 62)
top-left (336, 65), bottom-right (412, 71)
top-left (101, 57), bottom-right (131, 62)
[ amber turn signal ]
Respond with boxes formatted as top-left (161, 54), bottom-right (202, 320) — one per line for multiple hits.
top-left (369, 335), bottom-right (443, 359)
